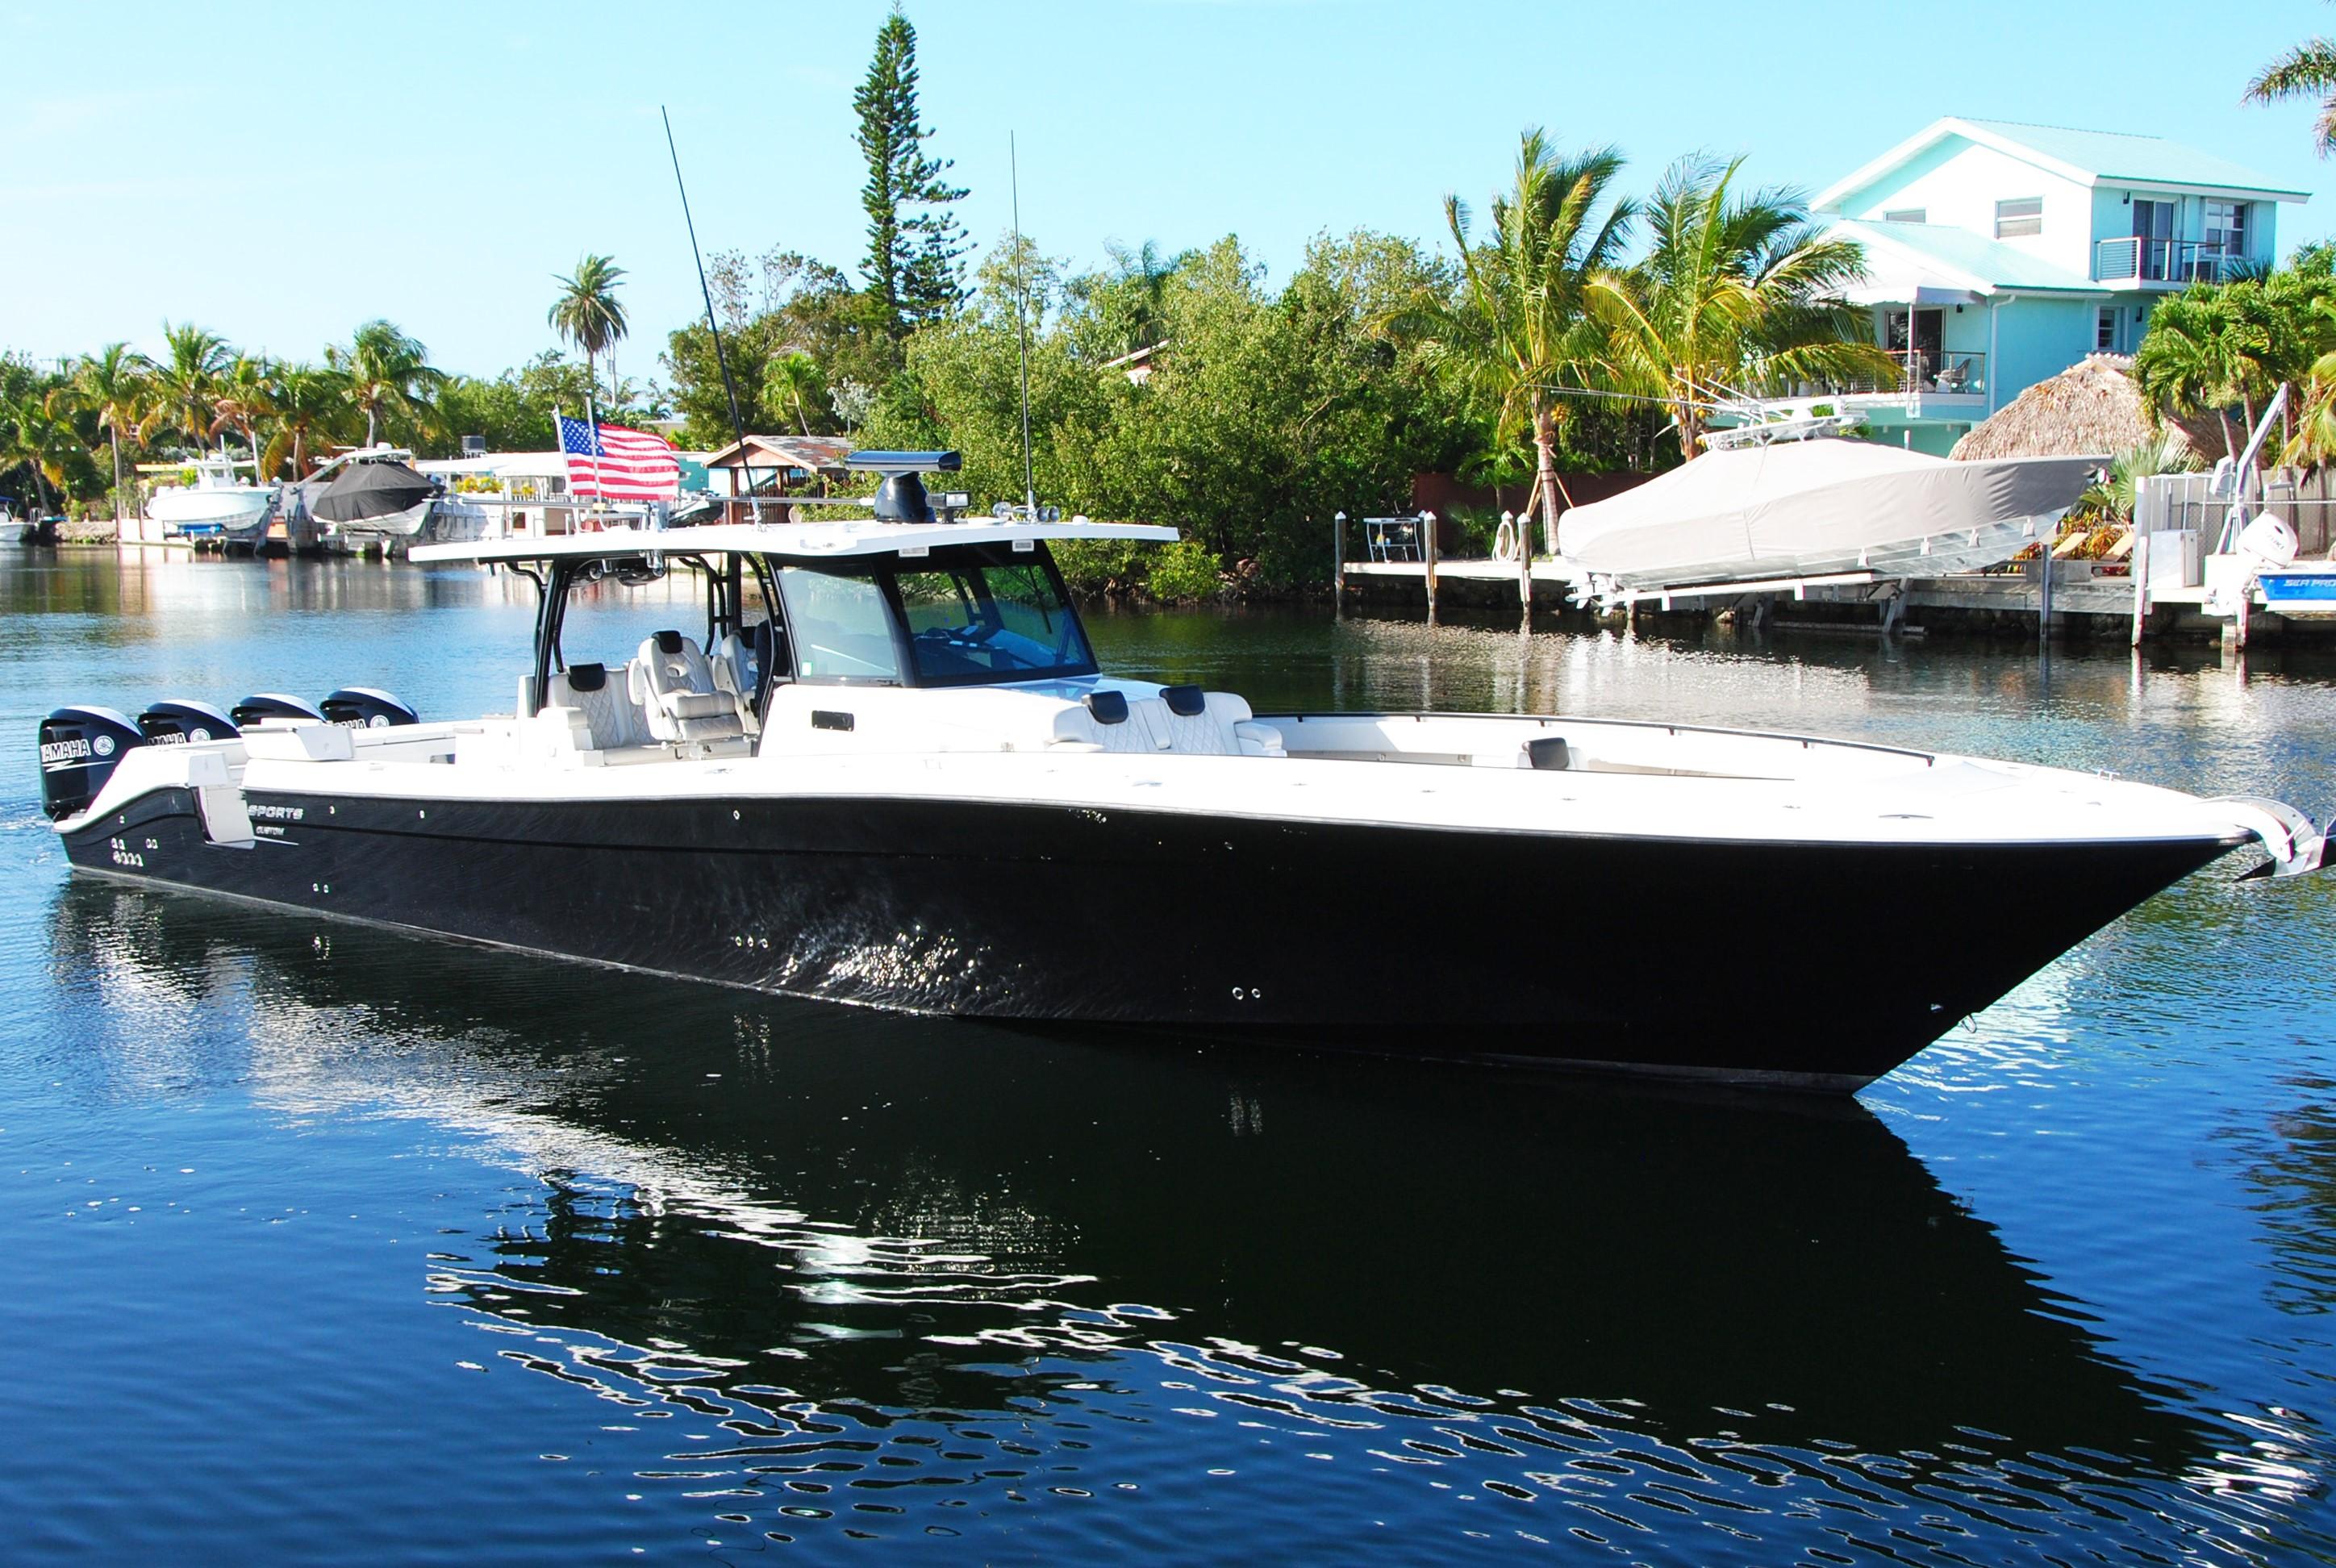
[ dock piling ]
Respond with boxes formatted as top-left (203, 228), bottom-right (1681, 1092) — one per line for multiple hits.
top-left (1333, 511), bottom-right (1346, 610)
top-left (1512, 509), bottom-right (1533, 623)
top-left (2130, 531), bottom-right (2150, 648)
top-left (1421, 510), bottom-right (1439, 624)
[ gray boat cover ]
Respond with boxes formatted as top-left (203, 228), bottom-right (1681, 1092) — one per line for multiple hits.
top-left (1558, 440), bottom-right (2097, 590)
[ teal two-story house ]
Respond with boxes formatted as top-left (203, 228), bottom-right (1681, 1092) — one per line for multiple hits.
top-left (1747, 118), bottom-right (2309, 454)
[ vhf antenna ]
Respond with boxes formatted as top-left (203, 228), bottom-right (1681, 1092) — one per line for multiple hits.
top-left (662, 106), bottom-right (757, 520)
top-left (1011, 131), bottom-right (1037, 519)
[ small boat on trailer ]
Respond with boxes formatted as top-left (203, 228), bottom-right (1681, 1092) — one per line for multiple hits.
top-left (37, 454), bottom-right (2331, 1091)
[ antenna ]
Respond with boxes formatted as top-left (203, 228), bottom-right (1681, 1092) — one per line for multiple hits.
top-left (1011, 131), bottom-right (1037, 518)
top-left (661, 106), bottom-right (757, 520)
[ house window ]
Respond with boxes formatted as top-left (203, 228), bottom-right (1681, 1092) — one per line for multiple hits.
top-left (1995, 197), bottom-right (2044, 239)
top-left (2096, 306), bottom-right (2118, 353)
top-left (2205, 199), bottom-right (2249, 257)
top-left (1883, 207), bottom-right (1926, 224)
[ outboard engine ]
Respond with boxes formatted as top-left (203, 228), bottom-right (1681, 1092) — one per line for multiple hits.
top-left (38, 706), bottom-right (144, 822)
top-left (138, 699), bottom-right (241, 746)
top-left (230, 693), bottom-right (324, 728)
top-left (319, 687), bottom-right (418, 728)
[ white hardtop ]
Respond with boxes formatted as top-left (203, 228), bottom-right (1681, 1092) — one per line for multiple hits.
top-left (409, 517), bottom-right (1178, 564)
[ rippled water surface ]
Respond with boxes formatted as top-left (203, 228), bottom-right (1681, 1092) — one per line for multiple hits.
top-left (8, 550), bottom-right (2336, 1562)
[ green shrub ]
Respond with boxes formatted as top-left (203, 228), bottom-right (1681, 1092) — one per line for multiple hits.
top-left (1442, 504), bottom-right (1505, 557)
top-left (1144, 538), bottom-right (1223, 603)
top-left (1050, 536), bottom-right (1151, 596)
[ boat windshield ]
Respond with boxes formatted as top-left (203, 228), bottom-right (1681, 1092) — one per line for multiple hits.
top-left (773, 544), bottom-right (1097, 688)
top-left (777, 568), bottom-right (904, 684)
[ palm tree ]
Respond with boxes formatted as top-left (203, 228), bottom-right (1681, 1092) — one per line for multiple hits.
top-left (139, 323), bottom-right (232, 450)
top-left (1100, 240), bottom-right (1186, 357)
top-left (208, 357), bottom-right (278, 479)
top-left (1392, 130), bottom-right (1634, 546)
top-left (2075, 432), bottom-right (2196, 525)
top-left (1587, 156), bottom-right (1895, 461)
top-left (2134, 286), bottom-right (2276, 456)
top-left (264, 364), bottom-right (350, 479)
top-left (2247, 24), bottom-right (2336, 155)
top-left (762, 350), bottom-right (824, 434)
top-left (334, 320), bottom-right (445, 446)
top-left (547, 253), bottom-right (629, 407)
top-left (0, 390), bottom-right (77, 517)
top-left (72, 342), bottom-right (150, 519)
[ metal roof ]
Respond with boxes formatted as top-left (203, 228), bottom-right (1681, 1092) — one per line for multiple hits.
top-left (1955, 118), bottom-right (2308, 198)
top-left (1834, 220), bottom-right (2105, 294)
top-left (409, 518), bottom-right (1178, 565)
top-left (1817, 117), bottom-right (2312, 211)
top-left (701, 434), bottom-right (857, 471)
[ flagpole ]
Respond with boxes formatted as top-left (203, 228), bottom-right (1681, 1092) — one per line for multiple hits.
top-left (586, 390), bottom-right (605, 532)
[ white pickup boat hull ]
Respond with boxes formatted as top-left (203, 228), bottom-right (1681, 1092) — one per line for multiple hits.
top-left (323, 498), bottom-right (435, 545)
top-left (48, 703), bottom-right (2300, 1091)
top-left (41, 520), bottom-right (2322, 1093)
top-left (146, 486), bottom-right (275, 543)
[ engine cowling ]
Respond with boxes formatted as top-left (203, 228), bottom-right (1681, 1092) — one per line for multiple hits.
top-left (319, 687), bottom-right (418, 728)
top-left (138, 699), bottom-right (241, 745)
top-left (39, 706), bottom-right (144, 822)
top-left (230, 693), bottom-right (324, 728)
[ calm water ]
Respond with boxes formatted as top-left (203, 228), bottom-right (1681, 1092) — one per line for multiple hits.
top-left (7, 550), bottom-right (2336, 1563)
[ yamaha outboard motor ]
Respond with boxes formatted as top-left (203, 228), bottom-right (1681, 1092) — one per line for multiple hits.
top-left (320, 687), bottom-right (418, 728)
top-left (230, 693), bottom-right (324, 728)
top-left (38, 706), bottom-right (144, 822)
top-left (137, 699), bottom-right (241, 746)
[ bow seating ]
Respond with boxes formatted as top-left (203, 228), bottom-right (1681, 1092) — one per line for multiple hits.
top-left (1048, 686), bottom-right (1285, 757)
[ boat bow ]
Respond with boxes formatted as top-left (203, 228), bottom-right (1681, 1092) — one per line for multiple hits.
top-left (2209, 795), bottom-right (2333, 879)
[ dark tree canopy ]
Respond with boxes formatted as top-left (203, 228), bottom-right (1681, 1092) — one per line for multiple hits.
top-left (853, 7), bottom-right (969, 340)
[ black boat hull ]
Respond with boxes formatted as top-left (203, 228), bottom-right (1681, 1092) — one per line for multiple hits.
top-left (61, 784), bottom-right (2235, 1089)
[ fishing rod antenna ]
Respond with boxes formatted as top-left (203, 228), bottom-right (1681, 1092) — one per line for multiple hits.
top-left (662, 106), bottom-right (756, 519)
top-left (1011, 131), bottom-right (1037, 519)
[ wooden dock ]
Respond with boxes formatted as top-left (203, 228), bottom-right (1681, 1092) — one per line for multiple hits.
top-left (1341, 556), bottom-right (2313, 643)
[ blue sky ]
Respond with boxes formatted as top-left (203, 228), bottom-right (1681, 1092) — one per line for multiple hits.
top-left (3, 0), bottom-right (2332, 378)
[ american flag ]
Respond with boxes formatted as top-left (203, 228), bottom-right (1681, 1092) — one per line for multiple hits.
top-left (557, 415), bottom-right (680, 501)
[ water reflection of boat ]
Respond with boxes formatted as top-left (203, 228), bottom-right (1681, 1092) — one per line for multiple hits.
top-left (52, 877), bottom-right (2241, 1537)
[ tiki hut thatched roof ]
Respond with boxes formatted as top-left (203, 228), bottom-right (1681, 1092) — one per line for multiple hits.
top-left (1950, 354), bottom-right (2198, 462)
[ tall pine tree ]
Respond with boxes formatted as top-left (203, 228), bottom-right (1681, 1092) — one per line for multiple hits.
top-left (853, 6), bottom-right (968, 340)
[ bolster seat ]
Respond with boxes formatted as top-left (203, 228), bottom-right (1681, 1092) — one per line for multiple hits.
top-left (630, 631), bottom-right (744, 743)
top-left (547, 661), bottom-right (653, 750)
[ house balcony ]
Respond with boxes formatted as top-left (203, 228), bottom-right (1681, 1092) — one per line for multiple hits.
top-left (2093, 237), bottom-right (2252, 288)
top-left (1760, 350), bottom-right (1988, 402)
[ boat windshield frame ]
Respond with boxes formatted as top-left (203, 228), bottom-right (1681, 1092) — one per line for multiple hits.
top-left (511, 539), bottom-right (1099, 713)
top-left (778, 542), bottom-right (1099, 690)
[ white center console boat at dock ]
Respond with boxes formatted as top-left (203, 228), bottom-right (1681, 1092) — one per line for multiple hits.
top-left (38, 454), bottom-right (2330, 1090)
top-left (139, 454), bottom-right (276, 547)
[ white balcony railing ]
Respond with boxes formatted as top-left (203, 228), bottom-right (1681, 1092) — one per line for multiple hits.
top-left (2095, 237), bottom-right (2252, 285)
top-left (1763, 350), bottom-right (1987, 399)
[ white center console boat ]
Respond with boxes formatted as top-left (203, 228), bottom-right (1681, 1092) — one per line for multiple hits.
top-left (39, 454), bottom-right (2330, 1090)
